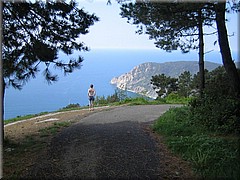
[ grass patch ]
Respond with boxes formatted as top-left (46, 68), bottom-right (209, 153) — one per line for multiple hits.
top-left (39, 121), bottom-right (72, 137)
top-left (167, 135), bottom-right (239, 179)
top-left (3, 135), bottom-right (47, 178)
top-left (4, 121), bottom-right (73, 178)
top-left (4, 112), bottom-right (49, 125)
top-left (120, 97), bottom-right (151, 105)
top-left (165, 93), bottom-right (192, 104)
top-left (152, 106), bottom-right (240, 179)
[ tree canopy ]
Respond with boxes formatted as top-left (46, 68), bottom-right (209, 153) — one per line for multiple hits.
top-left (0, 0), bottom-right (99, 148)
top-left (120, 1), bottom-right (217, 96)
top-left (151, 74), bottom-right (178, 98)
top-left (120, 1), bottom-right (216, 53)
top-left (3, 0), bottom-right (99, 89)
top-left (120, 0), bottom-right (240, 97)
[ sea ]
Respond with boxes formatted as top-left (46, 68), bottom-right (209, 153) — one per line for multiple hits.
top-left (4, 49), bottom-right (238, 120)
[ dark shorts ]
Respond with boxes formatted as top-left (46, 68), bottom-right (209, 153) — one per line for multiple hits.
top-left (89, 96), bottom-right (95, 102)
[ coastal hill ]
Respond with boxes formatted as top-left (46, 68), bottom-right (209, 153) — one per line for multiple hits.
top-left (110, 61), bottom-right (221, 99)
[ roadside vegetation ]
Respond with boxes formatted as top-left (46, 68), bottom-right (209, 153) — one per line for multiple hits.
top-left (152, 67), bottom-right (240, 179)
top-left (153, 107), bottom-right (239, 179)
top-left (4, 121), bottom-right (73, 178)
top-left (4, 112), bottom-right (49, 125)
top-left (4, 67), bottom-right (239, 179)
top-left (3, 1), bottom-right (239, 179)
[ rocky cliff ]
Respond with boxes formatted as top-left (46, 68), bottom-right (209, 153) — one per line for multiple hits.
top-left (110, 61), bottom-right (220, 99)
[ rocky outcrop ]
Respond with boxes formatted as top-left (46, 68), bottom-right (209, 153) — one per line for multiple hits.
top-left (110, 61), bottom-right (220, 99)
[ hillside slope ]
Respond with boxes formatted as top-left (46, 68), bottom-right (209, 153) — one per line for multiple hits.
top-left (110, 61), bottom-right (220, 98)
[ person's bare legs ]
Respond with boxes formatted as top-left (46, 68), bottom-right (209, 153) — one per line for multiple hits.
top-left (92, 101), bottom-right (94, 111)
top-left (89, 100), bottom-right (94, 111)
top-left (89, 101), bottom-right (91, 111)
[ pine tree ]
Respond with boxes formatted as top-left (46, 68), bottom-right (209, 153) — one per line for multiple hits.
top-left (1, 0), bottom-right (99, 141)
top-left (3, 1), bottom-right (99, 88)
top-left (120, 1), bottom-right (215, 96)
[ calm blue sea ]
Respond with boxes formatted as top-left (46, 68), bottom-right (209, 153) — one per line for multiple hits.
top-left (4, 49), bottom-right (237, 120)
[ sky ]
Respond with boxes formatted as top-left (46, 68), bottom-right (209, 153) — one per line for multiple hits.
top-left (78, 0), bottom-right (239, 54)
top-left (79, 0), bottom-right (157, 50)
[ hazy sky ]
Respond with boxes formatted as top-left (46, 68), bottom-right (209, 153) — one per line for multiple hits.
top-left (79, 0), bottom-right (239, 53)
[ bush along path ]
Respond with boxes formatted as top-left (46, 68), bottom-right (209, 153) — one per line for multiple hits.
top-left (21, 105), bottom-right (194, 179)
top-left (153, 106), bottom-right (240, 179)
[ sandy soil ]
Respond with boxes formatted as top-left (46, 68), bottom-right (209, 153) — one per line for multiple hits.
top-left (4, 106), bottom-right (111, 142)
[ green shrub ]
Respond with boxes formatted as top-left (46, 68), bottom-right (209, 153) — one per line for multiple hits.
top-left (95, 95), bottom-right (108, 105)
top-left (189, 95), bottom-right (240, 134)
top-left (165, 92), bottom-right (192, 104)
top-left (153, 106), bottom-right (204, 137)
top-left (62, 103), bottom-right (80, 109)
top-left (188, 66), bottom-right (240, 134)
top-left (121, 97), bottom-right (149, 105)
top-left (155, 97), bottom-right (167, 104)
top-left (155, 93), bottom-right (192, 104)
top-left (95, 90), bottom-right (122, 105)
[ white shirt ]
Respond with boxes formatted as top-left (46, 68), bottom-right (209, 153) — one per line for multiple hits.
top-left (88, 88), bottom-right (96, 97)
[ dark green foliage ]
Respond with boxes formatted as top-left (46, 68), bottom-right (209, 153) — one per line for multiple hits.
top-left (3, 0), bottom-right (99, 88)
top-left (153, 66), bottom-right (240, 178)
top-left (120, 2), bottom-right (215, 53)
top-left (191, 69), bottom-right (210, 91)
top-left (121, 97), bottom-right (149, 105)
top-left (190, 97), bottom-right (239, 133)
top-left (190, 67), bottom-right (240, 134)
top-left (151, 66), bottom-right (239, 134)
top-left (151, 74), bottom-right (178, 97)
top-left (177, 71), bottom-right (192, 97)
top-left (205, 66), bottom-right (235, 96)
top-left (61, 103), bottom-right (80, 110)
top-left (120, 0), bottom-right (240, 97)
top-left (95, 90), bottom-right (122, 105)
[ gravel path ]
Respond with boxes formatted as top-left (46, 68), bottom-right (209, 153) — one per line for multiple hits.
top-left (25, 105), bottom-right (193, 179)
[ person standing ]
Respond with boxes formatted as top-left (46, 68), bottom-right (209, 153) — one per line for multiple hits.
top-left (88, 84), bottom-right (96, 111)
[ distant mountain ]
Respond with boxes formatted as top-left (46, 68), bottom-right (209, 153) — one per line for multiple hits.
top-left (110, 61), bottom-right (221, 99)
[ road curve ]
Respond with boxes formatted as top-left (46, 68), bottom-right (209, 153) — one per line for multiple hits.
top-left (26, 105), bottom-right (182, 179)
top-left (80, 104), bottom-right (179, 125)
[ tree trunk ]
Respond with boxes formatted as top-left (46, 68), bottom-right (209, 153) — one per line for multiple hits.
top-left (215, 1), bottom-right (240, 98)
top-left (198, 8), bottom-right (205, 97)
top-left (0, 1), bottom-right (3, 178)
top-left (0, 79), bottom-right (3, 179)
top-left (1, 83), bottom-right (4, 142)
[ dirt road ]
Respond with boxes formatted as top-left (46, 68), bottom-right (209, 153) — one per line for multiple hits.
top-left (24, 105), bottom-right (193, 179)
